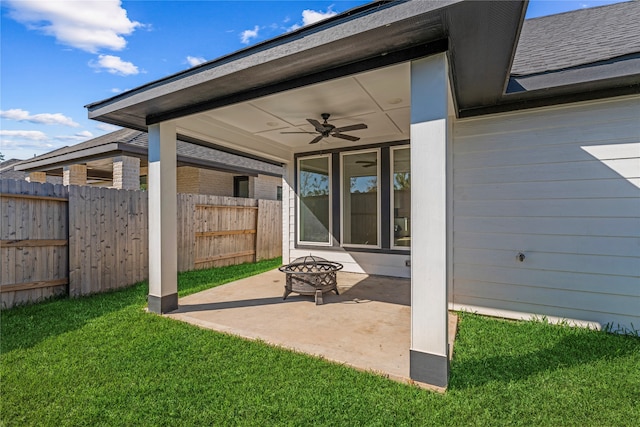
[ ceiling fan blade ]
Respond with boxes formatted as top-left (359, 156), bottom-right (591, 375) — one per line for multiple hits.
top-left (333, 123), bottom-right (368, 133)
top-left (307, 119), bottom-right (326, 133)
top-left (280, 131), bottom-right (317, 134)
top-left (355, 160), bottom-right (377, 167)
top-left (309, 135), bottom-right (324, 144)
top-left (332, 133), bottom-right (360, 142)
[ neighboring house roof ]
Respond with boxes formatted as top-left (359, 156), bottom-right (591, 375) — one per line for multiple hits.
top-left (0, 159), bottom-right (28, 180)
top-left (1, 158), bottom-right (63, 183)
top-left (14, 129), bottom-right (283, 177)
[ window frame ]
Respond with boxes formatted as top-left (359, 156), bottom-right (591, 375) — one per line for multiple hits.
top-left (233, 176), bottom-right (249, 198)
top-left (390, 145), bottom-right (411, 250)
top-left (340, 148), bottom-right (382, 249)
top-left (297, 154), bottom-right (333, 246)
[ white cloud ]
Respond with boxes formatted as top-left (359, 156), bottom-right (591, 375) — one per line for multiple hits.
top-left (240, 25), bottom-right (259, 44)
top-left (0, 130), bottom-right (60, 156)
top-left (89, 55), bottom-right (139, 76)
top-left (5, 0), bottom-right (141, 53)
top-left (186, 56), bottom-right (206, 67)
top-left (0, 129), bottom-right (95, 156)
top-left (96, 123), bottom-right (120, 132)
top-left (54, 130), bottom-right (94, 142)
top-left (302, 7), bottom-right (337, 26)
top-left (0, 109), bottom-right (79, 127)
top-left (110, 88), bottom-right (131, 94)
top-left (0, 130), bottom-right (48, 141)
top-left (287, 7), bottom-right (337, 32)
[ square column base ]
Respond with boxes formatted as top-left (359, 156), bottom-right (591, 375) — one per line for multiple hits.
top-left (148, 293), bottom-right (178, 314)
top-left (410, 349), bottom-right (449, 388)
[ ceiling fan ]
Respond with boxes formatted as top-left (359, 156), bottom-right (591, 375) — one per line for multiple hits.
top-left (355, 160), bottom-right (377, 168)
top-left (281, 113), bottom-right (367, 144)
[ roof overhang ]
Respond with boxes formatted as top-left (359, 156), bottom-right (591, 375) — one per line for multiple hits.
top-left (87, 0), bottom-right (528, 129)
top-left (14, 142), bottom-right (127, 171)
top-left (13, 139), bottom-right (280, 177)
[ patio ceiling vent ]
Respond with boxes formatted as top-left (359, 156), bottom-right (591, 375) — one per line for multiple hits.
top-left (279, 255), bottom-right (343, 305)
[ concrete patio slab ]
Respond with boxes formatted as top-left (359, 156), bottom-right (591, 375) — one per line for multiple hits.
top-left (167, 269), bottom-right (457, 390)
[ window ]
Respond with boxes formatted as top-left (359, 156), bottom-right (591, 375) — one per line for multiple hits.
top-left (276, 186), bottom-right (282, 201)
top-left (234, 176), bottom-right (249, 198)
top-left (341, 149), bottom-right (380, 248)
top-left (298, 155), bottom-right (331, 245)
top-left (391, 147), bottom-right (411, 248)
top-left (295, 144), bottom-right (410, 251)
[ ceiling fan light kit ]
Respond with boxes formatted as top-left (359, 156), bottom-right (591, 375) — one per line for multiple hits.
top-left (281, 113), bottom-right (368, 144)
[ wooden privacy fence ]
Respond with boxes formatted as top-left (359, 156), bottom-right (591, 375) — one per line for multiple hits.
top-left (68, 185), bottom-right (148, 298)
top-left (1, 180), bottom-right (69, 309)
top-left (176, 194), bottom-right (282, 271)
top-left (1, 179), bottom-right (282, 309)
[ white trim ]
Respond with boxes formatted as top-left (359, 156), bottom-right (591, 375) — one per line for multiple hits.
top-left (340, 148), bottom-right (382, 249)
top-left (390, 145), bottom-right (411, 250)
top-left (296, 154), bottom-right (332, 246)
top-left (290, 248), bottom-right (411, 277)
top-left (450, 303), bottom-right (603, 330)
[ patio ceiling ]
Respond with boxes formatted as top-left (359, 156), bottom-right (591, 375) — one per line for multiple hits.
top-left (173, 62), bottom-right (411, 162)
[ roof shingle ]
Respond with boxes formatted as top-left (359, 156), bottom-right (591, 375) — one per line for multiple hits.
top-left (16, 129), bottom-right (282, 176)
top-left (512, 1), bottom-right (640, 76)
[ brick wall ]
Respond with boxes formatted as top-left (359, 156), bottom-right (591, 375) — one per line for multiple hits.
top-left (253, 174), bottom-right (283, 200)
top-left (177, 166), bottom-right (235, 196)
top-left (176, 167), bottom-right (280, 198)
top-left (63, 164), bottom-right (87, 186)
top-left (112, 156), bottom-right (140, 190)
top-left (176, 166), bottom-right (201, 194)
top-left (27, 172), bottom-right (47, 183)
top-left (198, 169), bottom-right (234, 196)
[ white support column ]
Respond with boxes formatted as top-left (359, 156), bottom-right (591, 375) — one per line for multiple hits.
top-left (409, 53), bottom-right (450, 387)
top-left (147, 122), bottom-right (178, 313)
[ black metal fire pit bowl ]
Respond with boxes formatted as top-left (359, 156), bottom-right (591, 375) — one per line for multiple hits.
top-left (279, 255), bottom-right (344, 305)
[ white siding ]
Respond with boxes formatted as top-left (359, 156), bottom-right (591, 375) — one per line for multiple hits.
top-left (452, 95), bottom-right (640, 331)
top-left (289, 248), bottom-right (411, 278)
top-left (282, 161), bottom-right (295, 264)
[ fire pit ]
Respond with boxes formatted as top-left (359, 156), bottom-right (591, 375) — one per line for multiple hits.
top-left (279, 256), bottom-right (343, 305)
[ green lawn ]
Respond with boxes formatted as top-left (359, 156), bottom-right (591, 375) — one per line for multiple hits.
top-left (2, 258), bottom-right (638, 426)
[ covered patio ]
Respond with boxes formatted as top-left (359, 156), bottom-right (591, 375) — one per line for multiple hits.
top-left (167, 269), bottom-right (457, 390)
top-left (86, 1), bottom-right (532, 388)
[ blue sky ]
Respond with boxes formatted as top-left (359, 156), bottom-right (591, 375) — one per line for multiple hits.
top-left (0, 0), bottom-right (626, 161)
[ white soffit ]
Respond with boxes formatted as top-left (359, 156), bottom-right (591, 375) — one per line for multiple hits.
top-left (209, 104), bottom-right (291, 133)
top-left (354, 63), bottom-right (411, 110)
top-left (177, 62), bottom-right (411, 157)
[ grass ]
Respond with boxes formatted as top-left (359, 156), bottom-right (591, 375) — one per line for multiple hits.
top-left (1, 258), bottom-right (639, 426)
